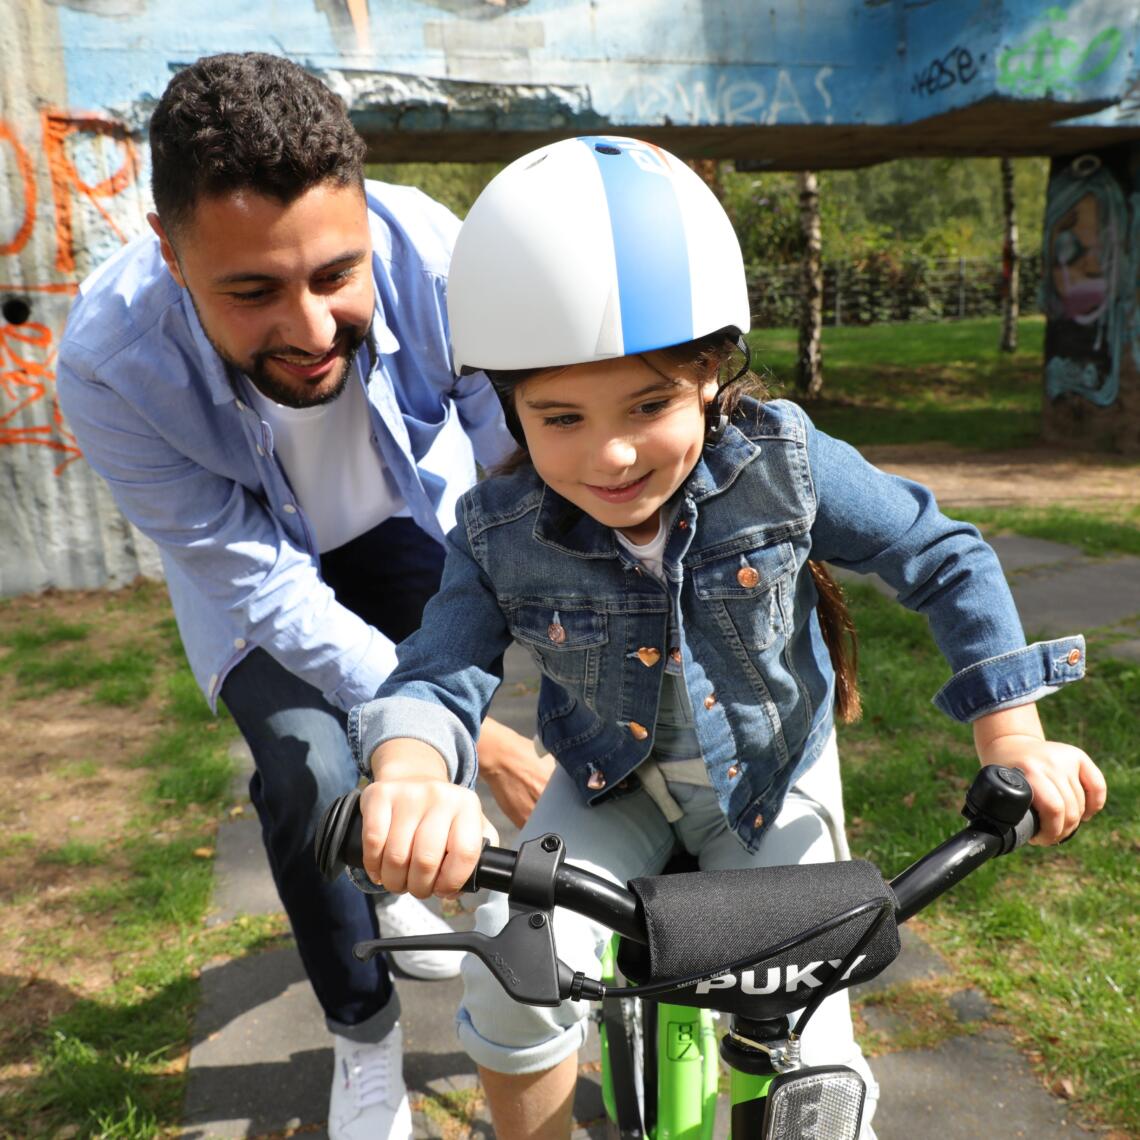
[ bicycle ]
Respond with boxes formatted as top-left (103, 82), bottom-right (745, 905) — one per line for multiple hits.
top-left (316, 763), bottom-right (1038, 1139)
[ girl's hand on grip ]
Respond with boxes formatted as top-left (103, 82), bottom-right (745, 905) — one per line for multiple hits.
top-left (361, 739), bottom-right (489, 898)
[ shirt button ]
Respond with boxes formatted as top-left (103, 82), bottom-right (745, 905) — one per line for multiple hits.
top-left (235, 400), bottom-right (247, 411)
top-left (587, 769), bottom-right (607, 790)
top-left (737, 566), bottom-right (760, 589)
top-left (636, 647), bottom-right (661, 667)
top-left (628, 721), bottom-right (649, 741)
top-left (283, 503), bottom-right (297, 514)
top-left (1067, 648), bottom-right (1081, 666)
top-left (727, 764), bottom-right (740, 778)
top-left (256, 445), bottom-right (265, 456)
top-left (704, 692), bottom-right (717, 709)
top-left (233, 638), bottom-right (246, 650)
top-left (753, 812), bottom-right (764, 828)
top-left (548, 622), bottom-right (567, 645)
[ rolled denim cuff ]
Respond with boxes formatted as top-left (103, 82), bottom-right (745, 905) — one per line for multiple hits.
top-left (932, 635), bottom-right (1086, 723)
top-left (347, 695), bottom-right (479, 788)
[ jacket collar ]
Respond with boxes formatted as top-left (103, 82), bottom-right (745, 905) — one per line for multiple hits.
top-left (531, 421), bottom-right (762, 558)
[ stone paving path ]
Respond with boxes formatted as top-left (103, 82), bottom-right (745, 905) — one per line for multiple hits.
top-left (179, 532), bottom-right (1138, 1139)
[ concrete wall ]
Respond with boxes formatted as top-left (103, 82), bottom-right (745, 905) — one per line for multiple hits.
top-left (3, 0), bottom-right (1140, 595)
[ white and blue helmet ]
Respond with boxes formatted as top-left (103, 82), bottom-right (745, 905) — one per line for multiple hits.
top-left (448, 136), bottom-right (750, 375)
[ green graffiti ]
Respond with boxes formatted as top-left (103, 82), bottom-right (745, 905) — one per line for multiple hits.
top-left (998, 7), bottom-right (1122, 97)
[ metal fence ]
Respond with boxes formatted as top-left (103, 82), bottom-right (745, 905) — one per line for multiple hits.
top-left (747, 253), bottom-right (1044, 328)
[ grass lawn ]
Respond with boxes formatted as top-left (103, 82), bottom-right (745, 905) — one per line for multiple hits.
top-left (0, 583), bottom-right (287, 1140)
top-left (748, 316), bottom-right (1046, 451)
top-left (841, 584), bottom-right (1139, 1133)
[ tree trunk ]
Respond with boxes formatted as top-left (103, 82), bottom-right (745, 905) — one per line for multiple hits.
top-left (1000, 156), bottom-right (1019, 353)
top-left (797, 170), bottom-right (823, 398)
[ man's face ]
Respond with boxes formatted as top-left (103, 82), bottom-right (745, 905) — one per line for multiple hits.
top-left (150, 181), bottom-right (374, 407)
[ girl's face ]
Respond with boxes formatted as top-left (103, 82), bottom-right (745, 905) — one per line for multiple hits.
top-left (514, 354), bottom-right (716, 544)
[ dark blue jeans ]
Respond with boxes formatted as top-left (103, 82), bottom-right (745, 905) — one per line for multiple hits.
top-left (221, 517), bottom-right (445, 1039)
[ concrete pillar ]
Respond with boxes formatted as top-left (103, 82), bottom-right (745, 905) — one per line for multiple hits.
top-left (1040, 142), bottom-right (1140, 454)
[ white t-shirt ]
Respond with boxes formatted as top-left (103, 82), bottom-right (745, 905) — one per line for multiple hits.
top-left (247, 365), bottom-right (409, 554)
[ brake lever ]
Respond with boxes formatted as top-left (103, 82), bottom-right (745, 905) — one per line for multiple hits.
top-left (353, 907), bottom-right (586, 1005)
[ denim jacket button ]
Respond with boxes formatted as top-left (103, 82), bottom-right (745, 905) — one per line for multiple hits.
top-left (736, 565), bottom-right (760, 588)
top-left (677, 519), bottom-right (689, 530)
top-left (628, 721), bottom-right (649, 741)
top-left (704, 692), bottom-right (717, 709)
top-left (1067, 648), bottom-right (1081, 666)
top-left (587, 769), bottom-right (607, 790)
top-left (669, 647), bottom-right (682, 664)
top-left (548, 622), bottom-right (567, 644)
top-left (727, 763), bottom-right (739, 778)
top-left (636, 647), bottom-right (661, 667)
top-left (753, 812), bottom-right (764, 828)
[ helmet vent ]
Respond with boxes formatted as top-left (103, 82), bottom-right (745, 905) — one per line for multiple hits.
top-left (594, 143), bottom-right (622, 155)
top-left (524, 154), bottom-right (548, 170)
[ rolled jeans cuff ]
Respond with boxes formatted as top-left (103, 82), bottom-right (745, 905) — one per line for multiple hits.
top-left (455, 1004), bottom-right (589, 1075)
top-left (328, 989), bottom-right (402, 1044)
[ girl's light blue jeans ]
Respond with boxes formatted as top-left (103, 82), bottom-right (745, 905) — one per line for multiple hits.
top-left (456, 733), bottom-right (878, 1127)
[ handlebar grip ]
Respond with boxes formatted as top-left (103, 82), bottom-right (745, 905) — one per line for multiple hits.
top-left (314, 788), bottom-right (493, 893)
top-left (315, 788), bottom-right (364, 881)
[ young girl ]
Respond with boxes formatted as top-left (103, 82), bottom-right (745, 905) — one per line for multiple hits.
top-left (348, 137), bottom-right (1106, 1140)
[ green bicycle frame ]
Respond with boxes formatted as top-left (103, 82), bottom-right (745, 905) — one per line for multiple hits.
top-left (600, 939), bottom-right (728, 1139)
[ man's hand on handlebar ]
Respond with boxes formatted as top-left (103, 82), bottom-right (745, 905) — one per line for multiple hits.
top-left (361, 739), bottom-right (494, 899)
top-left (973, 704), bottom-right (1107, 846)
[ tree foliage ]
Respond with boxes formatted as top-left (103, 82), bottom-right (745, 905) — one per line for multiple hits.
top-left (723, 156), bottom-right (1050, 265)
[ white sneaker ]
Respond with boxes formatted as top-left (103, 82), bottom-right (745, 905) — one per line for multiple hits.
top-left (328, 1026), bottom-right (413, 1140)
top-left (375, 891), bottom-right (463, 980)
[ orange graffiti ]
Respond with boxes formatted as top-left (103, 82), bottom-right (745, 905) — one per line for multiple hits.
top-left (0, 320), bottom-right (82, 473)
top-left (41, 110), bottom-right (141, 276)
top-left (0, 121), bottom-right (37, 256)
top-left (2, 111), bottom-right (142, 476)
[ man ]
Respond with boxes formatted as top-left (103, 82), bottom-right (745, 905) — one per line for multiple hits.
top-left (56, 52), bottom-right (552, 1140)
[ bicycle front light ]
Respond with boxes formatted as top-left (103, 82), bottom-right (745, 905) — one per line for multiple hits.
top-left (762, 1065), bottom-right (866, 1140)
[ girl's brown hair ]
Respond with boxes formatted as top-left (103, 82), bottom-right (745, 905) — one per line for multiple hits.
top-left (488, 332), bottom-right (861, 723)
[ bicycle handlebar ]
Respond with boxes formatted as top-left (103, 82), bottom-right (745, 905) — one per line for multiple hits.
top-left (316, 765), bottom-right (1037, 1003)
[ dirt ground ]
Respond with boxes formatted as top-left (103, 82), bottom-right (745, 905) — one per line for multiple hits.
top-left (862, 443), bottom-right (1140, 510)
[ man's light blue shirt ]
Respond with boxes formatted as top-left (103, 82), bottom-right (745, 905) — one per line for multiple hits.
top-left (57, 181), bottom-right (514, 712)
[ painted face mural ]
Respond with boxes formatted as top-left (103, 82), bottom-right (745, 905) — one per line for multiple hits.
top-left (1042, 152), bottom-right (1139, 409)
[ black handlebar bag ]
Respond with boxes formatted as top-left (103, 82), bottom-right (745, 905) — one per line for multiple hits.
top-left (616, 860), bottom-right (901, 1019)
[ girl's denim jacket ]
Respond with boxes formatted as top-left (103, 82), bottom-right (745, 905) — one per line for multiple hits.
top-left (350, 399), bottom-right (1085, 852)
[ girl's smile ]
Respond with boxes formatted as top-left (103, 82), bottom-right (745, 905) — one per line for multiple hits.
top-left (514, 354), bottom-right (715, 544)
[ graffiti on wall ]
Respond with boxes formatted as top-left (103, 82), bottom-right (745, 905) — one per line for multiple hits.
top-left (1042, 150), bottom-right (1139, 407)
top-left (618, 66), bottom-right (836, 128)
top-left (1, 111), bottom-right (142, 471)
top-left (998, 5), bottom-right (1124, 98)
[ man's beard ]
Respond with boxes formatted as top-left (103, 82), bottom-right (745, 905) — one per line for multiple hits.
top-left (185, 290), bottom-right (369, 409)
top-left (245, 326), bottom-right (367, 408)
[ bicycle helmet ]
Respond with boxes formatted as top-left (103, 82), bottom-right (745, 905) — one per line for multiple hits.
top-left (448, 136), bottom-right (750, 376)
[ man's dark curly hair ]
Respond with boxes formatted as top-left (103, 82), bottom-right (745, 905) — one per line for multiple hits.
top-left (150, 52), bottom-right (366, 233)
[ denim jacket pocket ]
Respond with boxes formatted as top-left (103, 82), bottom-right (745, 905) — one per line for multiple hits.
top-left (507, 603), bottom-right (608, 702)
top-left (692, 542), bottom-right (795, 652)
